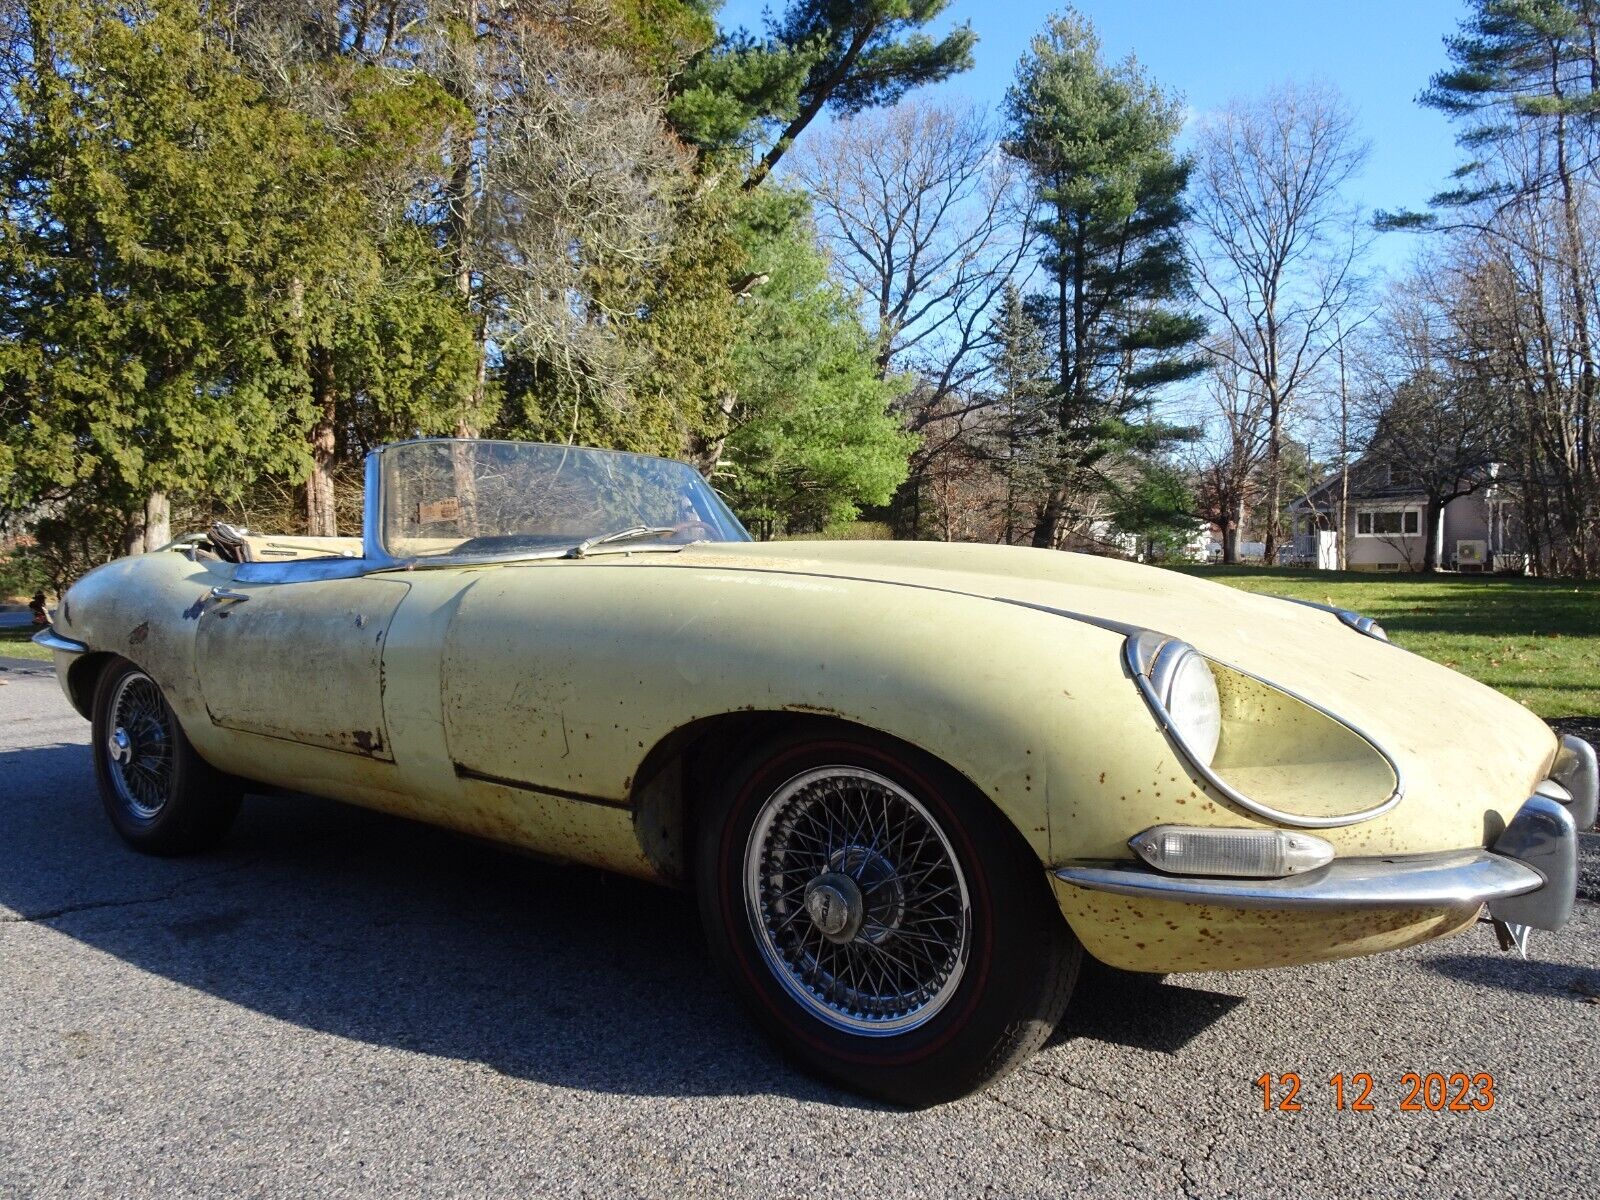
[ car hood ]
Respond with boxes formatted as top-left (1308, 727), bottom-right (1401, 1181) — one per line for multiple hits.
top-left (657, 539), bottom-right (1558, 807)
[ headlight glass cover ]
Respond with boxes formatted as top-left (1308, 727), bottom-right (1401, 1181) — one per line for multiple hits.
top-left (1148, 642), bottom-right (1222, 766)
top-left (1123, 630), bottom-right (1404, 828)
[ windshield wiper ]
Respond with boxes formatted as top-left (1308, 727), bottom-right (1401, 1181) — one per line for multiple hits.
top-left (565, 526), bottom-right (681, 559)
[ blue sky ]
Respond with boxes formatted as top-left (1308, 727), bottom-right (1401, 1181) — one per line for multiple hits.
top-left (715, 0), bottom-right (1474, 275)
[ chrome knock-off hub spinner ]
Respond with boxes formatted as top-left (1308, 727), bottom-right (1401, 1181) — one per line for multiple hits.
top-left (804, 872), bottom-right (865, 943)
top-left (744, 765), bottom-right (972, 1036)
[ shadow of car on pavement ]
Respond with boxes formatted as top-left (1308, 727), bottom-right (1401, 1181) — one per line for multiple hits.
top-left (0, 740), bottom-right (1241, 1105)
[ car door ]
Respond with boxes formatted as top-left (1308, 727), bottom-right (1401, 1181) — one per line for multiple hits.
top-left (193, 572), bottom-right (410, 760)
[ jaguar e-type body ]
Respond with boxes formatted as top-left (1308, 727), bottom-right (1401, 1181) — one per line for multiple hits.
top-left (37, 439), bottom-right (1592, 1106)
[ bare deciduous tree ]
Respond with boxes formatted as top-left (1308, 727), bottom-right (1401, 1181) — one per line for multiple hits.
top-left (429, 0), bottom-right (690, 430)
top-left (1356, 260), bottom-right (1509, 572)
top-left (231, 0), bottom-right (691, 532)
top-left (794, 100), bottom-right (1030, 388)
top-left (1188, 82), bottom-right (1369, 562)
top-left (1436, 127), bottom-right (1600, 575)
top-left (1189, 352), bottom-right (1269, 563)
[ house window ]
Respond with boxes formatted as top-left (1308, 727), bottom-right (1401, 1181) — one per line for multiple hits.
top-left (1356, 507), bottom-right (1421, 537)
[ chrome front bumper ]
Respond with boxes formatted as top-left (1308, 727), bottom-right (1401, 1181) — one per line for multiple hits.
top-left (1055, 846), bottom-right (1548, 911)
top-left (1056, 738), bottom-right (1594, 935)
top-left (32, 627), bottom-right (87, 655)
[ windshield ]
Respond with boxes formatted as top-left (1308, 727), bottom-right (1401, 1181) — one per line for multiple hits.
top-left (378, 439), bottom-right (748, 562)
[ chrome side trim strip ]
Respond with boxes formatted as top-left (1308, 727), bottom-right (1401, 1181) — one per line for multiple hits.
top-left (31, 628), bottom-right (88, 655)
top-left (1272, 595), bottom-right (1392, 642)
top-left (1123, 634), bottom-right (1406, 829)
top-left (1054, 848), bottom-right (1541, 910)
top-left (232, 557), bottom-right (381, 584)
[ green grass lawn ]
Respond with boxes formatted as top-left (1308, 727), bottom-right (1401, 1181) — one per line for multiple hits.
top-left (1167, 565), bottom-right (1600, 719)
top-left (0, 626), bottom-right (53, 661)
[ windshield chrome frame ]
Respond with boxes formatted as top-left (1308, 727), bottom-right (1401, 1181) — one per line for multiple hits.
top-left (370, 438), bottom-right (747, 567)
top-left (229, 439), bottom-right (745, 583)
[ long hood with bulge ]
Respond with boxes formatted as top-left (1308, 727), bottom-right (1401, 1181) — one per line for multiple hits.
top-left (648, 539), bottom-right (1557, 848)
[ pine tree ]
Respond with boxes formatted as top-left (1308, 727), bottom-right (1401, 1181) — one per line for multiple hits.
top-left (1002, 8), bottom-right (1205, 548)
top-left (979, 286), bottom-right (1056, 545)
top-left (721, 191), bottom-right (916, 537)
top-left (669, 0), bottom-right (975, 187)
top-left (0, 0), bottom-right (326, 549)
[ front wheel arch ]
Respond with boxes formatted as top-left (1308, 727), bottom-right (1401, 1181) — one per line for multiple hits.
top-left (65, 650), bottom-right (118, 719)
top-left (631, 711), bottom-right (1043, 888)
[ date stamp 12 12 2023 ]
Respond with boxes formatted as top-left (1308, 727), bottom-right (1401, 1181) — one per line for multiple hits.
top-left (1254, 1073), bottom-right (1496, 1113)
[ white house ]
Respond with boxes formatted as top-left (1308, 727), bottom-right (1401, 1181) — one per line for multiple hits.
top-left (1288, 458), bottom-right (1523, 572)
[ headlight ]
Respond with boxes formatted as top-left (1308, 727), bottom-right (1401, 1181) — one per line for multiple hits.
top-left (1126, 634), bottom-right (1222, 766)
top-left (1123, 629), bottom-right (1404, 829)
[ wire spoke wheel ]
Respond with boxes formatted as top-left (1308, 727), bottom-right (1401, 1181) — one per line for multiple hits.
top-left (105, 671), bottom-right (174, 819)
top-left (744, 766), bottom-right (972, 1036)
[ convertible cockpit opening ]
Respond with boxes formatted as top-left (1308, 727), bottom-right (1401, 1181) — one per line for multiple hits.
top-left (178, 438), bottom-right (748, 579)
top-left (376, 439), bottom-right (748, 563)
top-left (206, 522), bottom-right (364, 564)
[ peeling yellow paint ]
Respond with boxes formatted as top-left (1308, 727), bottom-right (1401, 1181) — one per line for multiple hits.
top-left (49, 534), bottom-right (1559, 976)
top-left (1052, 879), bottom-right (1481, 972)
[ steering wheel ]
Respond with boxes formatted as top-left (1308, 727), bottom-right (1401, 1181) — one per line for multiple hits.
top-left (674, 520), bottom-right (716, 542)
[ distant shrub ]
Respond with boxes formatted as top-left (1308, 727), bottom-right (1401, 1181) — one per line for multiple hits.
top-left (778, 521), bottom-right (894, 542)
top-left (0, 543), bottom-right (50, 603)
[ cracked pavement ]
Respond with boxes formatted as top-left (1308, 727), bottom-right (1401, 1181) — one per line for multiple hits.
top-left (2, 660), bottom-right (1598, 1198)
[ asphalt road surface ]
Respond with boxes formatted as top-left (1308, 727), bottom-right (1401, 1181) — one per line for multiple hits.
top-left (3, 659), bottom-right (1597, 1199)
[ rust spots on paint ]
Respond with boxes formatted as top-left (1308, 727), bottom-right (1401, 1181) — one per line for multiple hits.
top-left (783, 701), bottom-right (846, 718)
top-left (350, 730), bottom-right (384, 755)
top-left (128, 622), bottom-right (150, 645)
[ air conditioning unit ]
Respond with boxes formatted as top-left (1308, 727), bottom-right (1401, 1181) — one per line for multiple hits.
top-left (1456, 539), bottom-right (1488, 569)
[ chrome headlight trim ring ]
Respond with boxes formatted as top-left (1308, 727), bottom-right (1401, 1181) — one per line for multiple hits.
top-left (1124, 630), bottom-right (1406, 830)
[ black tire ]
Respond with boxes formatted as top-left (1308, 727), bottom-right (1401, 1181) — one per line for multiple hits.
top-left (91, 657), bottom-right (242, 855)
top-left (696, 725), bottom-right (1080, 1107)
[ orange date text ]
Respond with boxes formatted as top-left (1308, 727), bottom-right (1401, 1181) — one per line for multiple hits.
top-left (1253, 1072), bottom-right (1495, 1112)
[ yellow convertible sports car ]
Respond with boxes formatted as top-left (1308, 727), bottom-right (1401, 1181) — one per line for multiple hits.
top-left (36, 439), bottom-right (1592, 1106)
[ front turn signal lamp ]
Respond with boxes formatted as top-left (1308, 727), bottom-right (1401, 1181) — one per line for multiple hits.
top-left (1130, 825), bottom-right (1335, 879)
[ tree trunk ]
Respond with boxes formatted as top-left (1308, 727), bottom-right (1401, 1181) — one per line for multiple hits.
top-left (1423, 497), bottom-right (1445, 573)
top-left (443, 0), bottom-right (486, 433)
top-left (1336, 339), bottom-right (1350, 571)
top-left (456, 310), bottom-right (489, 436)
top-left (1031, 491), bottom-right (1062, 549)
top-left (688, 390), bottom-right (740, 476)
top-left (122, 511), bottom-right (146, 557)
top-left (142, 491), bottom-right (170, 553)
top-left (1262, 392), bottom-right (1283, 564)
top-left (306, 351), bottom-right (338, 537)
top-left (1337, 464), bottom-right (1350, 571)
top-left (1222, 497), bottom-right (1244, 564)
